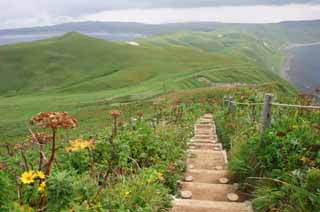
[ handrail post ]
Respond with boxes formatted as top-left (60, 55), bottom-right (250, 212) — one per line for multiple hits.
top-left (228, 97), bottom-right (234, 113)
top-left (251, 104), bottom-right (256, 123)
top-left (261, 93), bottom-right (273, 131)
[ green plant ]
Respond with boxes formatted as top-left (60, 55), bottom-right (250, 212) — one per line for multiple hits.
top-left (47, 171), bottom-right (75, 211)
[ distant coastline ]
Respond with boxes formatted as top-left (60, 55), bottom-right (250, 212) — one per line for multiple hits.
top-left (282, 42), bottom-right (320, 95)
top-left (284, 42), bottom-right (320, 50)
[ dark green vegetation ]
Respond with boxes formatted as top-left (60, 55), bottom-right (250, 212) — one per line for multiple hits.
top-left (0, 31), bottom-right (293, 142)
top-left (0, 100), bottom-right (202, 211)
top-left (1, 84), bottom-right (319, 211)
top-left (211, 87), bottom-right (320, 212)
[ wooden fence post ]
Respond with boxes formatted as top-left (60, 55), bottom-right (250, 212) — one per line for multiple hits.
top-left (261, 93), bottom-right (273, 130)
top-left (228, 97), bottom-right (234, 113)
top-left (251, 104), bottom-right (256, 123)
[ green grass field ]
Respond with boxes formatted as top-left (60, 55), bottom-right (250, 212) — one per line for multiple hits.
top-left (0, 31), bottom-right (293, 142)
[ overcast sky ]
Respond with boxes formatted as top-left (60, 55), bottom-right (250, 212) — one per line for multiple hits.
top-left (1, 0), bottom-right (320, 29)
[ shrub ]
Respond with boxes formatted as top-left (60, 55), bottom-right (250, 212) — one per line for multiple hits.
top-left (47, 171), bottom-right (75, 211)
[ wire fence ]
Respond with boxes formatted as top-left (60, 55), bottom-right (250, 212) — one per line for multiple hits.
top-left (224, 93), bottom-right (320, 131)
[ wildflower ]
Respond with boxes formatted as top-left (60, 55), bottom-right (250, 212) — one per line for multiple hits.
top-left (65, 138), bottom-right (95, 152)
top-left (38, 182), bottom-right (46, 193)
top-left (29, 112), bottom-right (77, 129)
top-left (156, 171), bottom-right (164, 181)
top-left (137, 111), bottom-right (144, 117)
top-left (110, 110), bottom-right (121, 117)
top-left (14, 144), bottom-right (24, 150)
top-left (20, 171), bottom-right (36, 185)
top-left (124, 191), bottom-right (130, 197)
top-left (36, 171), bottom-right (46, 180)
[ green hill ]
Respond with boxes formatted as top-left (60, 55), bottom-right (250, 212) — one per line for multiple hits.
top-left (0, 32), bottom-right (292, 141)
top-left (0, 32), bottom-right (287, 95)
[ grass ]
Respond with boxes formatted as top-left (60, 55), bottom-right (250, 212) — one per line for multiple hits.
top-left (0, 81), bottom-right (318, 211)
top-left (0, 31), bottom-right (293, 142)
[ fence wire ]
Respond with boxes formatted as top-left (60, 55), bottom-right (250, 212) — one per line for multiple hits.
top-left (225, 100), bottom-right (320, 110)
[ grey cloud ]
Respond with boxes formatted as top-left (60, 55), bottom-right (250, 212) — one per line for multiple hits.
top-left (1, 0), bottom-right (320, 29)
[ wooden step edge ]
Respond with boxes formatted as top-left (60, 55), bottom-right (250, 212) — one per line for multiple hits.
top-left (186, 169), bottom-right (229, 174)
top-left (172, 199), bottom-right (251, 212)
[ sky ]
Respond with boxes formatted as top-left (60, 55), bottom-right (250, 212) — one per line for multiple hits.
top-left (1, 0), bottom-right (320, 29)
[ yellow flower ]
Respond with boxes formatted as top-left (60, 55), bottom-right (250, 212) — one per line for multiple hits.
top-left (65, 138), bottom-right (95, 152)
top-left (156, 171), bottom-right (164, 181)
top-left (38, 182), bottom-right (46, 193)
top-left (20, 171), bottom-right (36, 185)
top-left (36, 171), bottom-right (46, 180)
top-left (124, 191), bottom-right (130, 197)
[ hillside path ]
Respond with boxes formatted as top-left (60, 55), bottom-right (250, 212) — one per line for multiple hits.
top-left (171, 114), bottom-right (253, 212)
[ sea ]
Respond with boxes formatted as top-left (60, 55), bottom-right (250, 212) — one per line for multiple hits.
top-left (284, 44), bottom-right (320, 97)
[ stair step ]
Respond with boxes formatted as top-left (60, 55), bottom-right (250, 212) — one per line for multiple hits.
top-left (180, 182), bottom-right (238, 202)
top-left (185, 169), bottom-right (229, 184)
top-left (195, 126), bottom-right (214, 131)
top-left (194, 135), bottom-right (216, 139)
top-left (187, 152), bottom-right (227, 170)
top-left (172, 199), bottom-right (250, 212)
top-left (188, 150), bottom-right (227, 161)
top-left (191, 138), bottom-right (217, 144)
top-left (195, 130), bottom-right (215, 136)
top-left (203, 114), bottom-right (213, 118)
top-left (187, 162), bottom-right (227, 170)
top-left (189, 143), bottom-right (222, 150)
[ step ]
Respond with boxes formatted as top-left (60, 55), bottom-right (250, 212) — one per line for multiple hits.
top-left (187, 158), bottom-right (227, 170)
top-left (180, 182), bottom-right (238, 202)
top-left (197, 121), bottom-right (215, 125)
top-left (194, 133), bottom-right (216, 136)
top-left (191, 137), bottom-right (217, 143)
top-left (195, 123), bottom-right (213, 127)
top-left (203, 114), bottom-right (213, 119)
top-left (194, 124), bottom-right (215, 130)
top-left (172, 199), bottom-right (251, 212)
top-left (188, 149), bottom-right (227, 161)
top-left (194, 131), bottom-right (214, 136)
top-left (184, 169), bottom-right (229, 184)
top-left (189, 143), bottom-right (222, 150)
top-left (193, 135), bottom-right (217, 140)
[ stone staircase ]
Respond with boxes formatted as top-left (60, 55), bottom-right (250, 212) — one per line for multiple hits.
top-left (171, 114), bottom-right (253, 212)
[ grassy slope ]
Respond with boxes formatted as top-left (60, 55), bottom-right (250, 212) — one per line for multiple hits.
top-left (139, 30), bottom-right (285, 73)
top-left (0, 32), bottom-right (291, 141)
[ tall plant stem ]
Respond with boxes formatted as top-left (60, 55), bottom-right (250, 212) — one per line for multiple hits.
top-left (46, 129), bottom-right (56, 176)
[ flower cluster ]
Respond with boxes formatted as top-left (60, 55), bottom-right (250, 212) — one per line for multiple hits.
top-left (28, 132), bottom-right (53, 145)
top-left (136, 111), bottom-right (144, 117)
top-left (38, 182), bottom-right (46, 193)
top-left (14, 143), bottom-right (30, 150)
top-left (29, 112), bottom-right (77, 129)
top-left (110, 110), bottom-right (121, 117)
top-left (20, 170), bottom-right (46, 187)
top-left (65, 138), bottom-right (95, 152)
